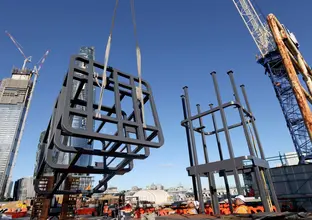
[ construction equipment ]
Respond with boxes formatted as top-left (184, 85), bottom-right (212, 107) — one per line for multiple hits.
top-left (232, 0), bottom-right (312, 163)
top-left (5, 31), bottom-right (32, 71)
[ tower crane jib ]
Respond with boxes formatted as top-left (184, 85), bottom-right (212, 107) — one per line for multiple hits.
top-left (5, 31), bottom-right (32, 70)
top-left (232, 0), bottom-right (275, 57)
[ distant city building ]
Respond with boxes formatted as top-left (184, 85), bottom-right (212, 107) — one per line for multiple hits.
top-left (131, 186), bottom-right (140, 191)
top-left (13, 177), bottom-right (36, 201)
top-left (0, 68), bottom-right (34, 198)
top-left (77, 175), bottom-right (94, 191)
top-left (146, 183), bottom-right (164, 190)
top-left (156, 184), bottom-right (164, 190)
top-left (150, 184), bottom-right (157, 190)
top-left (5, 181), bottom-right (13, 198)
top-left (105, 187), bottom-right (118, 194)
top-left (34, 131), bottom-right (52, 176)
top-left (285, 152), bottom-right (299, 166)
top-left (133, 190), bottom-right (171, 204)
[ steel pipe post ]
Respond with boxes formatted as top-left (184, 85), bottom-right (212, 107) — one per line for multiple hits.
top-left (210, 104), bottom-right (233, 213)
top-left (227, 71), bottom-right (270, 211)
top-left (227, 71), bottom-right (255, 156)
top-left (183, 87), bottom-right (205, 213)
top-left (240, 85), bottom-right (266, 159)
top-left (211, 72), bottom-right (243, 195)
top-left (196, 104), bottom-right (219, 215)
top-left (181, 95), bottom-right (198, 202)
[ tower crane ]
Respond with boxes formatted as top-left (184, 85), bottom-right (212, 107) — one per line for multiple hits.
top-left (5, 31), bottom-right (32, 71)
top-left (232, 0), bottom-right (312, 163)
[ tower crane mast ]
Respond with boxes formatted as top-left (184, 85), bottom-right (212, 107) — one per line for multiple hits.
top-left (232, 0), bottom-right (312, 163)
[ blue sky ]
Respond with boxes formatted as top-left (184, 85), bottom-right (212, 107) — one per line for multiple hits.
top-left (1, 0), bottom-right (311, 190)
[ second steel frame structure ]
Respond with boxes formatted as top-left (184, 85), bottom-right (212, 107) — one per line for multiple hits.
top-left (181, 70), bottom-right (280, 214)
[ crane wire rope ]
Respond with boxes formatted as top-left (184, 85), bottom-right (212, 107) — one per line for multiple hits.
top-left (130, 0), bottom-right (146, 127)
top-left (95, 0), bottom-right (119, 117)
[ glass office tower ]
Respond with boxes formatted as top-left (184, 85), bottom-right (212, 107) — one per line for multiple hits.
top-left (0, 68), bottom-right (32, 198)
top-left (70, 46), bottom-right (95, 167)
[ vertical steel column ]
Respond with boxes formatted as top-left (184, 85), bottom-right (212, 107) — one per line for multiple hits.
top-left (182, 87), bottom-right (205, 213)
top-left (240, 85), bottom-right (281, 212)
top-left (227, 70), bottom-right (270, 212)
top-left (227, 71), bottom-right (255, 156)
top-left (210, 72), bottom-right (243, 195)
top-left (240, 85), bottom-right (265, 159)
top-left (196, 104), bottom-right (219, 215)
top-left (209, 104), bottom-right (233, 213)
top-left (181, 95), bottom-right (199, 203)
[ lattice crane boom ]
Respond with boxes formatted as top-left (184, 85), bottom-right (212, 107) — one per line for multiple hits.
top-left (232, 0), bottom-right (275, 57)
top-left (232, 0), bottom-right (312, 163)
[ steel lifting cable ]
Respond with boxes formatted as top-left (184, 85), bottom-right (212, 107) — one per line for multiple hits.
top-left (131, 0), bottom-right (146, 127)
top-left (95, 0), bottom-right (119, 117)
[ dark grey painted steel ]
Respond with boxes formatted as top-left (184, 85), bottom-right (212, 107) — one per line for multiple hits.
top-left (240, 85), bottom-right (280, 212)
top-left (209, 104), bottom-right (233, 213)
top-left (187, 156), bottom-right (269, 175)
top-left (228, 70), bottom-right (270, 212)
top-left (181, 71), bottom-right (280, 214)
top-left (34, 55), bottom-right (164, 195)
top-left (270, 164), bottom-right (312, 197)
top-left (181, 96), bottom-right (199, 203)
top-left (182, 87), bottom-right (205, 214)
top-left (211, 71), bottom-right (242, 195)
top-left (196, 104), bottom-right (219, 215)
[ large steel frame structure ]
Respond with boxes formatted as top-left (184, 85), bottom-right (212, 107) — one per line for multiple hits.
top-left (35, 55), bottom-right (164, 196)
top-left (181, 71), bottom-right (280, 214)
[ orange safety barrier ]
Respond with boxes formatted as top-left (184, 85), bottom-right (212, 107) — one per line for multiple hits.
top-left (254, 206), bottom-right (264, 213)
top-left (248, 206), bottom-right (257, 214)
top-left (4, 211), bottom-right (27, 219)
top-left (158, 210), bottom-right (167, 216)
top-left (76, 207), bottom-right (95, 215)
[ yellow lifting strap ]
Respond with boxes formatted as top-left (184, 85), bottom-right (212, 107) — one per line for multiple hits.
top-left (131, 0), bottom-right (146, 127)
top-left (95, 0), bottom-right (146, 128)
top-left (95, 0), bottom-right (119, 117)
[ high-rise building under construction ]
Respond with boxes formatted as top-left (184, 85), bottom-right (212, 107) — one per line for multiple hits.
top-left (0, 68), bottom-right (33, 198)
